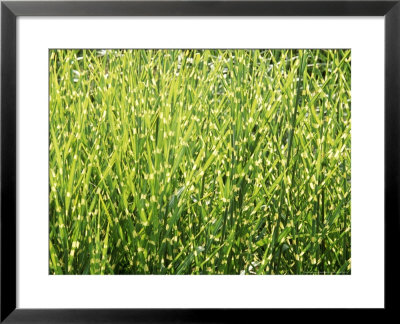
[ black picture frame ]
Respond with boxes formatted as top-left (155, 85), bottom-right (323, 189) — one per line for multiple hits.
top-left (1, 0), bottom-right (398, 322)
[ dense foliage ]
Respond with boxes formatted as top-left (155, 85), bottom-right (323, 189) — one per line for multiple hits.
top-left (49, 49), bottom-right (351, 274)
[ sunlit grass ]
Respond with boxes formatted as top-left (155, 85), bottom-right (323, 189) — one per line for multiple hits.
top-left (49, 49), bottom-right (351, 274)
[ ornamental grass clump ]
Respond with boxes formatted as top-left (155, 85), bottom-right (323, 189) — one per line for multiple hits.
top-left (49, 49), bottom-right (351, 274)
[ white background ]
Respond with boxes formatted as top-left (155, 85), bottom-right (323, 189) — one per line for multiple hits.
top-left (17, 17), bottom-right (384, 308)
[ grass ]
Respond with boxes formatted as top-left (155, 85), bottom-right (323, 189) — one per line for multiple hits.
top-left (49, 49), bottom-right (351, 275)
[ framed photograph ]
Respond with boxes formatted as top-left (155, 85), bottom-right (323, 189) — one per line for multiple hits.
top-left (1, 0), bottom-right (398, 321)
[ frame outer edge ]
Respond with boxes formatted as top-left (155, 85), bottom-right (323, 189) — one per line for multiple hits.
top-left (1, 1), bottom-right (17, 322)
top-left (2, 1), bottom-right (398, 16)
top-left (385, 1), bottom-right (400, 312)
